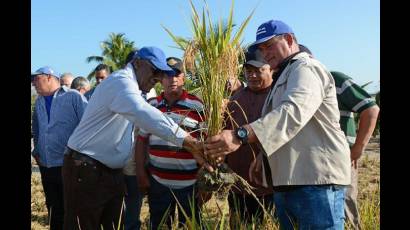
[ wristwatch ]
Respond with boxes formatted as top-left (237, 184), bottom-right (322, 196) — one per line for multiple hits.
top-left (235, 126), bottom-right (249, 145)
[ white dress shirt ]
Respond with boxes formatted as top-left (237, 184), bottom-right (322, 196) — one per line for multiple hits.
top-left (67, 63), bottom-right (188, 168)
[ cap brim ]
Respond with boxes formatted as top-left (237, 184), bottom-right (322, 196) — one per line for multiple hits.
top-left (31, 71), bottom-right (43, 76)
top-left (245, 60), bottom-right (266, 68)
top-left (150, 59), bottom-right (175, 76)
top-left (169, 67), bottom-right (183, 75)
top-left (250, 34), bottom-right (276, 47)
top-left (164, 70), bottom-right (176, 76)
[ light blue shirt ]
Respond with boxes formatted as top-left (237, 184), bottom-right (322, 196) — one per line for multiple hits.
top-left (32, 86), bottom-right (88, 167)
top-left (67, 63), bottom-right (188, 169)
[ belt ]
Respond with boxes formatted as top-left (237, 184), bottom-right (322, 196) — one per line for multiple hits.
top-left (65, 148), bottom-right (122, 173)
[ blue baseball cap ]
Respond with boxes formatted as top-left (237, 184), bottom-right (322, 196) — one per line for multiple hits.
top-left (133, 46), bottom-right (175, 76)
top-left (252, 20), bottom-right (294, 46)
top-left (31, 66), bottom-right (60, 79)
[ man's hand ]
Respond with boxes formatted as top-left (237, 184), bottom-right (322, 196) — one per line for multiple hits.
top-left (351, 143), bottom-right (365, 169)
top-left (183, 135), bottom-right (204, 155)
top-left (204, 130), bottom-right (241, 160)
top-left (183, 135), bottom-right (214, 172)
top-left (249, 153), bottom-right (264, 186)
top-left (191, 151), bottom-right (214, 173)
top-left (136, 169), bottom-right (151, 194)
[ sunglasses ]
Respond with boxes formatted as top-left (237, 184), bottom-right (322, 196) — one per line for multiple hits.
top-left (146, 61), bottom-right (163, 75)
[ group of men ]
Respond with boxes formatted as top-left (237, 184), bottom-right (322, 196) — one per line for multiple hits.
top-left (32, 19), bottom-right (379, 230)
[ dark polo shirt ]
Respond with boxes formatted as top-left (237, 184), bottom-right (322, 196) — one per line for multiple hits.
top-left (225, 86), bottom-right (274, 196)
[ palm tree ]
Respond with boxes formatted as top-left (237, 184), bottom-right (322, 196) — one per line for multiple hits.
top-left (86, 33), bottom-right (136, 80)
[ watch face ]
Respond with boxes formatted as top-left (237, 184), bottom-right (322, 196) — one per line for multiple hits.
top-left (238, 129), bottom-right (247, 138)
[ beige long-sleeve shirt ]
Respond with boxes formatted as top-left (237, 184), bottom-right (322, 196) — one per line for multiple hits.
top-left (250, 52), bottom-right (351, 186)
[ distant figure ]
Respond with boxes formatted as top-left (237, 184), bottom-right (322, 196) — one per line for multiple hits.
top-left (60, 73), bottom-right (74, 88)
top-left (31, 66), bottom-right (88, 230)
top-left (71, 76), bottom-right (91, 95)
top-left (84, 64), bottom-right (110, 100)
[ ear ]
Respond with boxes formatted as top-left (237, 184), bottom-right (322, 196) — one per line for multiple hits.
top-left (283, 34), bottom-right (294, 48)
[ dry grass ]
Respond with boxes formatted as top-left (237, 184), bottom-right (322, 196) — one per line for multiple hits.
top-left (31, 138), bottom-right (380, 229)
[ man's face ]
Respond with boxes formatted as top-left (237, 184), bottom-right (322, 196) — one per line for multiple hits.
top-left (78, 85), bottom-right (91, 95)
top-left (161, 71), bottom-right (184, 95)
top-left (137, 60), bottom-right (165, 93)
top-left (32, 74), bottom-right (53, 96)
top-left (244, 64), bottom-right (273, 92)
top-left (258, 34), bottom-right (292, 71)
top-left (60, 76), bottom-right (73, 87)
top-left (95, 70), bottom-right (109, 85)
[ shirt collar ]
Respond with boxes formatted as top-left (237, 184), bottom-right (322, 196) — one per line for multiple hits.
top-left (158, 90), bottom-right (188, 103)
top-left (271, 51), bottom-right (305, 87)
top-left (126, 63), bottom-right (138, 82)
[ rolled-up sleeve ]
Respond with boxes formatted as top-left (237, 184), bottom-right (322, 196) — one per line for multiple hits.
top-left (108, 82), bottom-right (187, 147)
top-left (250, 65), bottom-right (326, 156)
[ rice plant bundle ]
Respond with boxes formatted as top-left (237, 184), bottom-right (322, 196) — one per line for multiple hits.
top-left (163, 0), bottom-right (264, 204)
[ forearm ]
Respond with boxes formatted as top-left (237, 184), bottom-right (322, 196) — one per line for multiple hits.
top-left (354, 106), bottom-right (380, 148)
top-left (134, 138), bottom-right (148, 173)
top-left (110, 92), bottom-right (188, 147)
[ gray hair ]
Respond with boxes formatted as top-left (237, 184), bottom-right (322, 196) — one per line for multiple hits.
top-left (71, 76), bottom-right (90, 90)
top-left (60, 72), bottom-right (74, 79)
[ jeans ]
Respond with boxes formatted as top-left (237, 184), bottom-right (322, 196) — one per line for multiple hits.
top-left (39, 166), bottom-right (64, 230)
top-left (124, 175), bottom-right (143, 230)
top-left (148, 176), bottom-right (200, 230)
top-left (274, 185), bottom-right (346, 230)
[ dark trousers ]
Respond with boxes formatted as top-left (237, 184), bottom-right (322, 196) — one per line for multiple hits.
top-left (124, 175), bottom-right (143, 230)
top-left (39, 166), bottom-right (64, 230)
top-left (148, 176), bottom-right (200, 230)
top-left (62, 155), bottom-right (126, 230)
top-left (228, 192), bottom-right (274, 225)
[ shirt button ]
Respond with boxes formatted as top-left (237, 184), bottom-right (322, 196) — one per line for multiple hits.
top-left (78, 178), bottom-right (82, 182)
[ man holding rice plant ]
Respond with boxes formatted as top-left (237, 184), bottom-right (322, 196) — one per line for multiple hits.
top-left (299, 44), bottom-right (380, 230)
top-left (205, 20), bottom-right (351, 229)
top-left (63, 47), bottom-right (210, 230)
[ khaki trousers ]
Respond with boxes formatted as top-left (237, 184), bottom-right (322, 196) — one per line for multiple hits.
top-left (345, 165), bottom-right (361, 229)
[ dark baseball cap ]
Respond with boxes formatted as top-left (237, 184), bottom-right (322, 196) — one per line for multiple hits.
top-left (244, 49), bottom-right (269, 68)
top-left (166, 57), bottom-right (184, 74)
